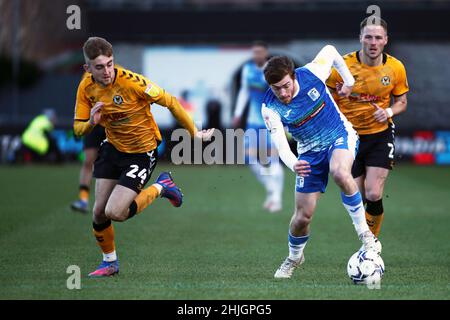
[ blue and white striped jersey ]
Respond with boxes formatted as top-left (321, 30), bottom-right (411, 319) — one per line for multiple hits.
top-left (261, 45), bottom-right (356, 170)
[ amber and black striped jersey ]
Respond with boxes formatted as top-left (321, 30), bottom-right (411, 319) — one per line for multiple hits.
top-left (74, 67), bottom-right (197, 153)
top-left (326, 51), bottom-right (409, 135)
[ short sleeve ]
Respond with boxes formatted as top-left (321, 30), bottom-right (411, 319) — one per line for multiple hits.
top-left (128, 72), bottom-right (165, 103)
top-left (74, 81), bottom-right (91, 121)
top-left (392, 61), bottom-right (409, 96)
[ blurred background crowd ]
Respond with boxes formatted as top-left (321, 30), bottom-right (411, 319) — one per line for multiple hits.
top-left (1, 0), bottom-right (449, 165)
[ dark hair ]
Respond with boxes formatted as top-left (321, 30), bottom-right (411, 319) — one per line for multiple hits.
top-left (263, 56), bottom-right (295, 85)
top-left (360, 17), bottom-right (388, 34)
top-left (83, 37), bottom-right (113, 61)
top-left (252, 40), bottom-right (268, 49)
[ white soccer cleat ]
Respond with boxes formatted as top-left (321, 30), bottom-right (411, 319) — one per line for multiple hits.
top-left (359, 231), bottom-right (382, 255)
top-left (274, 255), bottom-right (305, 279)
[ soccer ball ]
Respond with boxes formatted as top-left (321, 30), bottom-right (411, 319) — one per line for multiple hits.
top-left (347, 250), bottom-right (385, 285)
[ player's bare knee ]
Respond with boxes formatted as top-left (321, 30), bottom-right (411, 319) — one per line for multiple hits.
top-left (92, 207), bottom-right (109, 225)
top-left (365, 189), bottom-right (383, 202)
top-left (104, 206), bottom-right (127, 222)
top-left (104, 208), bottom-right (117, 221)
top-left (93, 203), bottom-right (105, 218)
top-left (331, 168), bottom-right (352, 188)
top-left (292, 215), bottom-right (311, 231)
top-left (293, 209), bottom-right (313, 229)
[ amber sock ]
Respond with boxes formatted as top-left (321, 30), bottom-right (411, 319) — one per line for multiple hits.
top-left (365, 199), bottom-right (384, 237)
top-left (127, 185), bottom-right (161, 219)
top-left (79, 185), bottom-right (90, 203)
top-left (92, 220), bottom-right (116, 261)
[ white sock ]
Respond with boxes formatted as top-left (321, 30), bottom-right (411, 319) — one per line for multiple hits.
top-left (103, 250), bottom-right (117, 262)
top-left (288, 232), bottom-right (309, 261)
top-left (152, 183), bottom-right (163, 193)
top-left (341, 191), bottom-right (370, 236)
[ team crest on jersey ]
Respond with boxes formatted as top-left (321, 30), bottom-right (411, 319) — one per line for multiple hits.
top-left (307, 88), bottom-right (320, 101)
top-left (113, 95), bottom-right (124, 105)
top-left (381, 76), bottom-right (391, 86)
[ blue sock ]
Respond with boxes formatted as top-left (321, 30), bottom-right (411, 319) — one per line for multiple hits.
top-left (288, 231), bottom-right (309, 261)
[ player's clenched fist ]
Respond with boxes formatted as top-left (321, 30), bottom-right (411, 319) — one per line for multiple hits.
top-left (336, 82), bottom-right (353, 98)
top-left (293, 160), bottom-right (311, 177)
top-left (371, 102), bottom-right (389, 123)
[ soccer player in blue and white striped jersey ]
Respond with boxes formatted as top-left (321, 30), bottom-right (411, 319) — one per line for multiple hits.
top-left (261, 45), bottom-right (381, 279)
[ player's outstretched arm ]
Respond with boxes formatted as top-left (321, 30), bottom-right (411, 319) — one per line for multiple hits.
top-left (308, 45), bottom-right (354, 97)
top-left (156, 91), bottom-right (216, 141)
top-left (131, 73), bottom-right (215, 141)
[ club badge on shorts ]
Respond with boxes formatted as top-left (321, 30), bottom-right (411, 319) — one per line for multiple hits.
top-left (296, 176), bottom-right (305, 188)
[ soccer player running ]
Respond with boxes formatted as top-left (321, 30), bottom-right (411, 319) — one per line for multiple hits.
top-left (232, 41), bottom-right (284, 213)
top-left (261, 45), bottom-right (380, 279)
top-left (326, 18), bottom-right (408, 238)
top-left (74, 37), bottom-right (214, 277)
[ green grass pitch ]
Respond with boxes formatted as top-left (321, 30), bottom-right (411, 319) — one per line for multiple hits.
top-left (0, 163), bottom-right (449, 299)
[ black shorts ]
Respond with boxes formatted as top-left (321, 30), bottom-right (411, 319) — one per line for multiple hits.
top-left (93, 142), bottom-right (158, 193)
top-left (83, 125), bottom-right (106, 150)
top-left (352, 125), bottom-right (395, 178)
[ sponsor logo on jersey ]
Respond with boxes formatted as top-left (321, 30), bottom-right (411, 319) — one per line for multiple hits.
top-left (106, 112), bottom-right (127, 122)
top-left (349, 93), bottom-right (380, 102)
top-left (113, 95), bottom-right (123, 105)
top-left (284, 109), bottom-right (292, 118)
top-left (381, 76), bottom-right (391, 86)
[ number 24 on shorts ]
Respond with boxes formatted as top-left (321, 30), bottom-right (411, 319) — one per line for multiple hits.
top-left (126, 165), bottom-right (148, 184)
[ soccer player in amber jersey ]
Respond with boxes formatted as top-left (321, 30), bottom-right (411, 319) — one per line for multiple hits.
top-left (74, 37), bottom-right (214, 277)
top-left (326, 17), bottom-right (409, 238)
